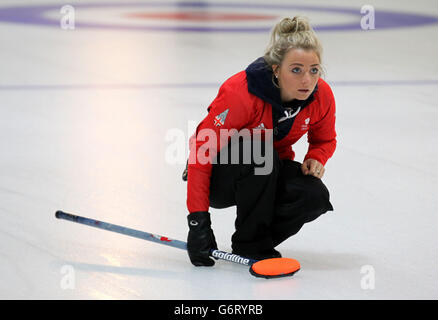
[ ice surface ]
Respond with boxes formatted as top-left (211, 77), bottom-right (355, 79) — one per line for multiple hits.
top-left (0, 0), bottom-right (437, 299)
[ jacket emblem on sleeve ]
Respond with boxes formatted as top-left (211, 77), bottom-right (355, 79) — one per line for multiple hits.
top-left (214, 109), bottom-right (229, 127)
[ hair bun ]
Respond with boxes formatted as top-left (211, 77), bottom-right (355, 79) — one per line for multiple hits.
top-left (264, 15), bottom-right (323, 71)
top-left (278, 16), bottom-right (311, 34)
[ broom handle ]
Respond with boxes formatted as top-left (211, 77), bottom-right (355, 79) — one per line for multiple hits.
top-left (55, 210), bottom-right (258, 266)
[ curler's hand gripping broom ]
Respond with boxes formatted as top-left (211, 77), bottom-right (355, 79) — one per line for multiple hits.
top-left (55, 210), bottom-right (300, 279)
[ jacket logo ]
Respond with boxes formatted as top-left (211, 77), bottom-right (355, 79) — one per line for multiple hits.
top-left (254, 123), bottom-right (265, 130)
top-left (214, 109), bottom-right (229, 127)
top-left (278, 106), bottom-right (301, 123)
top-left (301, 117), bottom-right (310, 130)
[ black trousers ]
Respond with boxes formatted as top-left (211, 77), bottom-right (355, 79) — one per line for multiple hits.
top-left (209, 138), bottom-right (333, 254)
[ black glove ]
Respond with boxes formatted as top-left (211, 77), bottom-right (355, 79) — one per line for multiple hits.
top-left (187, 211), bottom-right (218, 266)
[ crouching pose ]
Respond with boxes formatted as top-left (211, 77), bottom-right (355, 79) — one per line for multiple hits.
top-left (184, 16), bottom-right (336, 266)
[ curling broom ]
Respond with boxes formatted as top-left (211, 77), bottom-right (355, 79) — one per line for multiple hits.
top-left (55, 210), bottom-right (300, 279)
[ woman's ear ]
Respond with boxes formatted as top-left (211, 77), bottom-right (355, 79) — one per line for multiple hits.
top-left (272, 65), bottom-right (279, 78)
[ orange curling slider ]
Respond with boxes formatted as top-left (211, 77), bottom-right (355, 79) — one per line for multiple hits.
top-left (249, 258), bottom-right (300, 279)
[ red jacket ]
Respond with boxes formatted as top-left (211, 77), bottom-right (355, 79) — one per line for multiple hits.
top-left (187, 57), bottom-right (336, 213)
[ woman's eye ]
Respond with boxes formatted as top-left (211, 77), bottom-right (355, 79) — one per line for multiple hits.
top-left (310, 68), bottom-right (319, 74)
top-left (291, 67), bottom-right (301, 73)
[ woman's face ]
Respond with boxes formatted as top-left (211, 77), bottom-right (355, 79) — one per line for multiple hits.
top-left (272, 48), bottom-right (321, 102)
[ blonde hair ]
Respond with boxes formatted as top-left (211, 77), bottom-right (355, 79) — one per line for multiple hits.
top-left (264, 16), bottom-right (323, 73)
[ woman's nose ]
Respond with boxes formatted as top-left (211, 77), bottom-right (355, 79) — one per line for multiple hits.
top-left (302, 72), bottom-right (311, 85)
